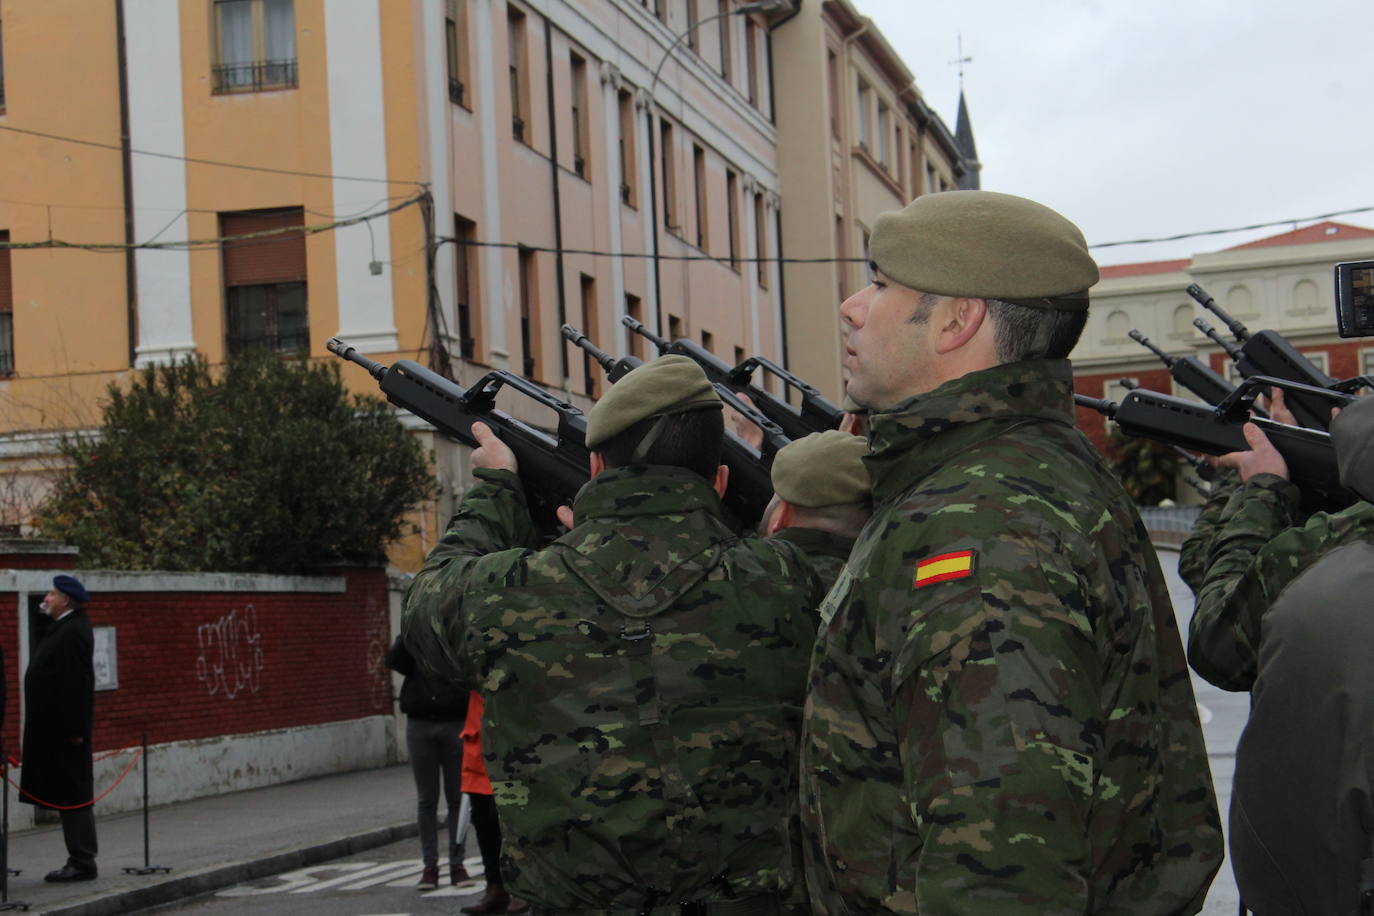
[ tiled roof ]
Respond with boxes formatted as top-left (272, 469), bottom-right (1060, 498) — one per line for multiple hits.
top-left (1097, 259), bottom-right (1191, 279)
top-left (1224, 220), bottom-right (1374, 250)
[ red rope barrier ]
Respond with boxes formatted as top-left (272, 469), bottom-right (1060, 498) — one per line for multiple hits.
top-left (2, 747), bottom-right (144, 810)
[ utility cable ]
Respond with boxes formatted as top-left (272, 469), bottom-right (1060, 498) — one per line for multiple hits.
top-left (0, 121), bottom-right (423, 186)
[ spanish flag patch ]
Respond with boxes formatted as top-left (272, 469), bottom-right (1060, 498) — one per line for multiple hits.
top-left (914, 549), bottom-right (975, 588)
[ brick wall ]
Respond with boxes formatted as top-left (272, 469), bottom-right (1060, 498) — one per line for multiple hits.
top-left (0, 563), bottom-right (393, 763)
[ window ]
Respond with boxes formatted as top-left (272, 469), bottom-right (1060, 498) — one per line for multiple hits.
top-left (754, 192), bottom-right (768, 288)
top-left (856, 79), bottom-right (871, 150)
top-left (660, 119), bottom-right (678, 232)
top-left (618, 89), bottom-right (637, 207)
top-left (693, 144), bottom-right (708, 249)
top-left (579, 274), bottom-right (598, 396)
top-left (570, 52), bottom-right (589, 179)
top-left (686, 0), bottom-right (699, 52)
top-left (726, 170), bottom-right (740, 269)
top-left (446, 0), bottom-right (470, 107)
top-left (1170, 304), bottom-right (1194, 340)
top-left (0, 230), bottom-right (12, 376)
top-left (718, 1), bottom-right (733, 83)
top-left (0, 13), bottom-right (7, 113)
top-left (877, 102), bottom-right (891, 168)
top-left (518, 246), bottom-right (540, 378)
top-left (925, 162), bottom-right (936, 193)
top-left (1301, 350), bottom-right (1329, 374)
top-left (668, 314), bottom-right (684, 340)
top-left (1362, 349), bottom-right (1374, 378)
top-left (508, 6), bottom-right (529, 143)
top-left (454, 215), bottom-right (481, 360)
top-left (1227, 285), bottom-right (1255, 318)
top-left (826, 51), bottom-right (840, 140)
top-left (744, 18), bottom-right (759, 107)
top-left (733, 346), bottom-right (744, 366)
top-left (220, 208), bottom-right (308, 355)
top-left (701, 329), bottom-right (714, 353)
top-left (213, 0), bottom-right (296, 94)
top-left (625, 294), bottom-right (644, 358)
top-left (834, 214), bottom-right (846, 302)
top-left (1104, 310), bottom-right (1129, 346)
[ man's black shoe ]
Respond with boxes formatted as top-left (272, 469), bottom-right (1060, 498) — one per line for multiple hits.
top-left (44, 864), bottom-right (97, 883)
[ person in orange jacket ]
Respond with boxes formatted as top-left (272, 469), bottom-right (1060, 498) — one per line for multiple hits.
top-left (460, 692), bottom-right (527, 915)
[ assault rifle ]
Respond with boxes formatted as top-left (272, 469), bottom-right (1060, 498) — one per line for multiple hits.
top-left (1127, 329), bottom-right (1241, 408)
top-left (1076, 375), bottom-right (1353, 512)
top-left (621, 317), bottom-right (843, 440)
top-left (327, 338), bottom-right (590, 536)
top-left (1187, 283), bottom-right (1338, 429)
top-left (562, 324), bottom-right (785, 529)
top-left (1113, 378), bottom-right (1219, 484)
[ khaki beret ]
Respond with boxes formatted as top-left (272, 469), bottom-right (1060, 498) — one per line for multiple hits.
top-left (586, 355), bottom-right (722, 448)
top-left (771, 430), bottom-right (870, 508)
top-left (869, 190), bottom-right (1099, 311)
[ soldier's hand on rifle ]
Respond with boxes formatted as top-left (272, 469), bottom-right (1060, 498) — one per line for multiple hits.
top-left (1263, 388), bottom-right (1298, 427)
top-left (1218, 422), bottom-right (1289, 483)
top-left (728, 393), bottom-right (766, 451)
top-left (470, 421), bottom-right (519, 474)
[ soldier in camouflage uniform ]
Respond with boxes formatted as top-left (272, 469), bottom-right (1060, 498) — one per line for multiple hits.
top-left (762, 430), bottom-right (871, 593)
top-left (402, 356), bottom-right (818, 915)
top-left (801, 191), bottom-right (1222, 914)
top-left (1189, 397), bottom-right (1374, 912)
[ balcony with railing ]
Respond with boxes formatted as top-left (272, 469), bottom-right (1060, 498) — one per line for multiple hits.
top-left (212, 59), bottom-right (298, 94)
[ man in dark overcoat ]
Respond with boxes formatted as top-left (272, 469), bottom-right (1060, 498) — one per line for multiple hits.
top-left (21, 574), bottom-right (98, 882)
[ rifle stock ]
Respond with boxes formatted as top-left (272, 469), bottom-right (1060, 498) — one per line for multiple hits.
top-left (327, 338), bottom-right (590, 536)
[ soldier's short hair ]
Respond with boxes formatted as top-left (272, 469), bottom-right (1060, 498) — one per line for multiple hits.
top-left (985, 297), bottom-right (1088, 362)
top-left (597, 409), bottom-right (724, 482)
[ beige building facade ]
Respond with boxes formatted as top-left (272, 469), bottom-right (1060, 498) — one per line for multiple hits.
top-left (1072, 221), bottom-right (1374, 462)
top-left (0, 0), bottom-right (807, 569)
top-left (1, 0), bottom-right (973, 566)
top-left (771, 0), bottom-right (969, 401)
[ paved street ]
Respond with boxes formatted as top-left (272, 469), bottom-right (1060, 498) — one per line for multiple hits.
top-left (143, 837), bottom-right (490, 914)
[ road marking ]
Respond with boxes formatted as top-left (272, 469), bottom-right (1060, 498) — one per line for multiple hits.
top-left (293, 861), bottom-right (419, 893)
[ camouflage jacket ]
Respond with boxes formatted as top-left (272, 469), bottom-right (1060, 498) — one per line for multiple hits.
top-left (402, 465), bottom-right (820, 910)
top-left (800, 359), bottom-right (1222, 915)
top-left (770, 527), bottom-right (856, 595)
top-left (1188, 473), bottom-right (1374, 691)
top-left (1177, 469), bottom-right (1240, 595)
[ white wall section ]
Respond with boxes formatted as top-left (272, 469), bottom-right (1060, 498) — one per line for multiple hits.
top-left (325, 0), bottom-right (398, 353)
top-left (126, 0), bottom-right (196, 368)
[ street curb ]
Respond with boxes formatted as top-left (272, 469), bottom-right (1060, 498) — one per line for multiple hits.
top-left (37, 819), bottom-right (418, 916)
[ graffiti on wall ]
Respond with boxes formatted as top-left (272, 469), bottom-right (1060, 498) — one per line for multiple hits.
top-left (365, 594), bottom-right (392, 712)
top-left (195, 604), bottom-right (265, 699)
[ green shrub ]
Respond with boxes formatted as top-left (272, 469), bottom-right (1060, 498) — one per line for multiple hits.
top-left (37, 350), bottom-right (434, 572)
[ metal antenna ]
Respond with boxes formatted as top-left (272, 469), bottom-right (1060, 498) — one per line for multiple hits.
top-left (949, 34), bottom-right (973, 90)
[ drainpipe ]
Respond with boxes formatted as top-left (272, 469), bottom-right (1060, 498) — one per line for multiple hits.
top-left (543, 17), bottom-right (569, 382)
top-left (115, 0), bottom-right (138, 366)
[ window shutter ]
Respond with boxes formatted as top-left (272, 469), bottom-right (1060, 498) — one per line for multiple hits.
top-left (0, 232), bottom-right (11, 312)
top-left (220, 208), bottom-right (306, 286)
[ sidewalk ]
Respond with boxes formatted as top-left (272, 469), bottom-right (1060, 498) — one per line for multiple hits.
top-left (0, 764), bottom-right (418, 915)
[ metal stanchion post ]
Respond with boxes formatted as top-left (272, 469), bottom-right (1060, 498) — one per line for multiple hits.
top-left (122, 733), bottom-right (169, 876)
top-left (0, 742), bottom-right (29, 911)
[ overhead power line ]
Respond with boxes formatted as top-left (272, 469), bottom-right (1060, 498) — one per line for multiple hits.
top-left (440, 236), bottom-right (867, 264)
top-left (0, 122), bottom-right (423, 186)
top-left (0, 195), bottom-right (425, 253)
top-left (1089, 205), bottom-right (1374, 249)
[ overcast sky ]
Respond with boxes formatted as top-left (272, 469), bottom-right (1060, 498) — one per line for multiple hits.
top-left (852, 0), bottom-right (1374, 268)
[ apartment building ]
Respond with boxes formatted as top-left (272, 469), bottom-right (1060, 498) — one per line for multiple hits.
top-left (0, 0), bottom-right (792, 568)
top-left (771, 0), bottom-right (970, 401)
top-left (1071, 221), bottom-right (1374, 465)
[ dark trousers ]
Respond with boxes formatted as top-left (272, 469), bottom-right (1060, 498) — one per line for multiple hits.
top-left (468, 791), bottom-right (502, 884)
top-left (405, 716), bottom-right (465, 869)
top-left (59, 806), bottom-right (97, 869)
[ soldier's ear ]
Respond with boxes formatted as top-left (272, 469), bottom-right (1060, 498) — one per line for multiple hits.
top-left (712, 465), bottom-right (729, 499)
top-left (765, 501), bottom-right (794, 536)
top-left (589, 452), bottom-right (607, 478)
